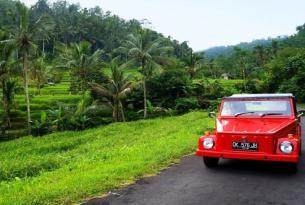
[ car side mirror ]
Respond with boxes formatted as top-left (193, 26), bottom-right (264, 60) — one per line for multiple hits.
top-left (209, 111), bottom-right (216, 118)
top-left (297, 109), bottom-right (305, 118)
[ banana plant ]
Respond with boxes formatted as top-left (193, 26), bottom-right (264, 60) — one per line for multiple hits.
top-left (32, 111), bottom-right (49, 136)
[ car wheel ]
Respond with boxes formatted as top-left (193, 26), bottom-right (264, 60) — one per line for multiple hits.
top-left (203, 157), bottom-right (219, 168)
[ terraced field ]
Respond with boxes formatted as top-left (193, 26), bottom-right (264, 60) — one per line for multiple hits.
top-left (0, 75), bottom-right (81, 139)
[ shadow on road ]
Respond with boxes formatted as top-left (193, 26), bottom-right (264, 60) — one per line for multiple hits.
top-left (214, 156), bottom-right (304, 176)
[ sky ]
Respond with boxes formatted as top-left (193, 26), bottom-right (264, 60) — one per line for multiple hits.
top-left (21, 0), bottom-right (305, 51)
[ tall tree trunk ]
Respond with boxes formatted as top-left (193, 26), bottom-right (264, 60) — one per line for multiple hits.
top-left (115, 95), bottom-right (120, 122)
top-left (119, 101), bottom-right (125, 122)
top-left (113, 99), bottom-right (118, 122)
top-left (141, 60), bottom-right (147, 119)
top-left (143, 78), bottom-right (147, 119)
top-left (81, 68), bottom-right (87, 101)
top-left (112, 107), bottom-right (116, 122)
top-left (42, 38), bottom-right (45, 55)
top-left (2, 80), bottom-right (10, 129)
top-left (23, 52), bottom-right (31, 135)
top-left (52, 37), bottom-right (56, 56)
top-left (242, 68), bottom-right (247, 92)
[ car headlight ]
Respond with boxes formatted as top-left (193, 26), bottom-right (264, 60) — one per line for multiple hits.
top-left (203, 138), bottom-right (214, 149)
top-left (280, 141), bottom-right (293, 154)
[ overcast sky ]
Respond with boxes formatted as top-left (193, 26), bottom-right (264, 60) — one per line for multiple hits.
top-left (21, 0), bottom-right (305, 51)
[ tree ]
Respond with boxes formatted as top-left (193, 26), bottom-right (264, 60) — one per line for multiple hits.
top-left (58, 41), bottom-right (103, 99)
top-left (232, 47), bottom-right (248, 91)
top-left (271, 40), bottom-right (279, 57)
top-left (207, 59), bottom-right (217, 79)
top-left (254, 45), bottom-right (266, 66)
top-left (2, 80), bottom-right (17, 130)
top-left (0, 30), bottom-right (16, 131)
top-left (31, 54), bottom-right (49, 95)
top-left (121, 29), bottom-right (173, 118)
top-left (13, 2), bottom-right (53, 135)
top-left (184, 50), bottom-right (203, 79)
top-left (90, 64), bottom-right (132, 122)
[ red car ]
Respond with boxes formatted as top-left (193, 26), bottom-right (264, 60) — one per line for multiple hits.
top-left (196, 94), bottom-right (302, 171)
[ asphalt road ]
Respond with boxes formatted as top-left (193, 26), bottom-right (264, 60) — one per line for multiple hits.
top-left (82, 119), bottom-right (305, 205)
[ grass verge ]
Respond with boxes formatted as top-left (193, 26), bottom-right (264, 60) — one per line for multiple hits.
top-left (0, 111), bottom-right (213, 205)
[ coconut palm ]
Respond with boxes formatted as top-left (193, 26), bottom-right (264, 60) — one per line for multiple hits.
top-left (11, 2), bottom-right (54, 135)
top-left (2, 80), bottom-right (17, 130)
top-left (58, 41), bottom-right (103, 100)
top-left (31, 54), bottom-right (49, 95)
top-left (0, 30), bottom-right (16, 130)
top-left (233, 47), bottom-right (248, 91)
top-left (184, 51), bottom-right (203, 79)
top-left (90, 64), bottom-right (132, 122)
top-left (121, 29), bottom-right (173, 118)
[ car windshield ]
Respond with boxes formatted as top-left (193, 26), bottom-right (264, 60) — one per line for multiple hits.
top-left (221, 99), bottom-right (292, 117)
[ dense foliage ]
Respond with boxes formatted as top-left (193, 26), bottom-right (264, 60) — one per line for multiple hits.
top-left (0, 0), bottom-right (198, 138)
top-left (200, 25), bottom-right (305, 102)
top-left (1, 0), bottom-right (305, 140)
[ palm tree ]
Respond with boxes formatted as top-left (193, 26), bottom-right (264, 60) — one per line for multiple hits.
top-left (90, 65), bottom-right (132, 122)
top-left (58, 41), bottom-right (103, 100)
top-left (0, 30), bottom-right (16, 130)
top-left (13, 2), bottom-right (54, 135)
top-left (31, 54), bottom-right (49, 95)
top-left (233, 47), bottom-right (248, 91)
top-left (271, 40), bottom-right (279, 57)
top-left (184, 51), bottom-right (203, 79)
top-left (254, 45), bottom-right (266, 66)
top-left (121, 29), bottom-right (173, 118)
top-left (2, 80), bottom-right (17, 129)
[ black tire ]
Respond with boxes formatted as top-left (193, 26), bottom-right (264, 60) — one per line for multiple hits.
top-left (203, 157), bottom-right (219, 168)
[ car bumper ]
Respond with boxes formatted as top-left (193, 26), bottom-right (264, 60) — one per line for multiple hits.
top-left (196, 149), bottom-right (299, 163)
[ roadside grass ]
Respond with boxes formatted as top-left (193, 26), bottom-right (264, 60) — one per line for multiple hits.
top-left (0, 111), bottom-right (213, 205)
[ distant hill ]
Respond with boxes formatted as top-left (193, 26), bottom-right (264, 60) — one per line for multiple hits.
top-left (201, 37), bottom-right (287, 59)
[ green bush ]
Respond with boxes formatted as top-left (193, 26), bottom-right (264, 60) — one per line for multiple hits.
top-left (175, 97), bottom-right (200, 113)
top-left (147, 69), bottom-right (191, 108)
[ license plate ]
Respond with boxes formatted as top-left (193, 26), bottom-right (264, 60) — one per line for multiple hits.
top-left (232, 142), bottom-right (258, 151)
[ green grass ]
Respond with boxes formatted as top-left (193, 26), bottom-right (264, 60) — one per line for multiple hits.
top-left (0, 111), bottom-right (212, 205)
top-left (192, 78), bottom-right (244, 86)
top-left (29, 83), bottom-right (71, 95)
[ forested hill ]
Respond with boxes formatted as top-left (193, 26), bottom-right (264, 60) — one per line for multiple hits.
top-left (202, 37), bottom-right (286, 59)
top-left (0, 0), bottom-right (192, 60)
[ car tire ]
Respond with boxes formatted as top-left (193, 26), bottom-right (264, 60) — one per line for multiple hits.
top-left (203, 157), bottom-right (219, 168)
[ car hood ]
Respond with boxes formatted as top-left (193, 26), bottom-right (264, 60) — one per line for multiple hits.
top-left (216, 117), bottom-right (296, 134)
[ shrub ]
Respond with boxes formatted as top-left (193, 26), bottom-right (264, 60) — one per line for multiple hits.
top-left (175, 97), bottom-right (200, 114)
top-left (32, 111), bottom-right (50, 137)
top-left (147, 69), bottom-right (191, 108)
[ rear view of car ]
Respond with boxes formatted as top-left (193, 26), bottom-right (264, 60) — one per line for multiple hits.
top-left (196, 94), bottom-right (302, 172)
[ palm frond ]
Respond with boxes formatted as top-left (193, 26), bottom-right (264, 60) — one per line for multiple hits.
top-left (90, 83), bottom-right (114, 98)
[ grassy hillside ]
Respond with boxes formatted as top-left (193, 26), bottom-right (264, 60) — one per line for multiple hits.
top-left (0, 111), bottom-right (213, 205)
